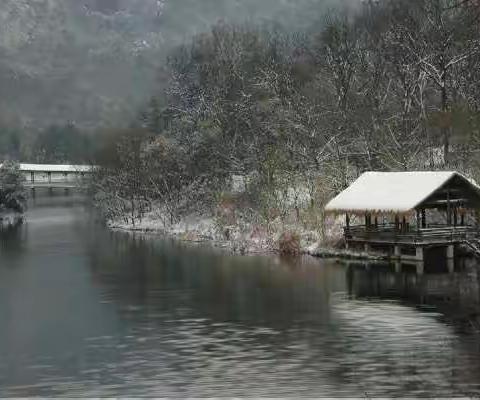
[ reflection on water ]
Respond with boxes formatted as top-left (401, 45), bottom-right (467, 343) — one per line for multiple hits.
top-left (0, 195), bottom-right (480, 396)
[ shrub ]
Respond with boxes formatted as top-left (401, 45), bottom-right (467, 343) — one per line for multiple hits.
top-left (278, 231), bottom-right (301, 256)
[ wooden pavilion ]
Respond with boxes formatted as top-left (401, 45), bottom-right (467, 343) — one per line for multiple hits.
top-left (324, 171), bottom-right (480, 262)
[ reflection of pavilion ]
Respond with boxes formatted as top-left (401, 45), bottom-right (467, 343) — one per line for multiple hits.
top-left (345, 262), bottom-right (480, 333)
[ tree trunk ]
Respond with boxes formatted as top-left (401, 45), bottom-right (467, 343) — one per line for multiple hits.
top-left (441, 83), bottom-right (450, 166)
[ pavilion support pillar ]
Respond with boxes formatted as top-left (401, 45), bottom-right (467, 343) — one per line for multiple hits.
top-left (447, 258), bottom-right (455, 274)
top-left (421, 209), bottom-right (426, 229)
top-left (365, 213), bottom-right (372, 228)
top-left (446, 245), bottom-right (454, 260)
top-left (345, 214), bottom-right (350, 251)
top-left (416, 262), bottom-right (424, 276)
top-left (395, 261), bottom-right (402, 274)
top-left (415, 246), bottom-right (424, 262)
top-left (394, 245), bottom-right (401, 259)
top-left (447, 189), bottom-right (452, 226)
top-left (453, 208), bottom-right (458, 227)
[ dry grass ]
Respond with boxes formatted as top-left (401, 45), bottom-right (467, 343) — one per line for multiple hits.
top-left (278, 231), bottom-right (301, 256)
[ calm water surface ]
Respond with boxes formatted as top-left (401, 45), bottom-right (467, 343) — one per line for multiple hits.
top-left (1, 195), bottom-right (480, 397)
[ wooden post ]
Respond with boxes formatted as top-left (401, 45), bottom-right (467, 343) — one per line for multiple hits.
top-left (475, 210), bottom-right (480, 238)
top-left (416, 262), bottom-right (424, 276)
top-left (394, 245), bottom-right (401, 259)
top-left (421, 209), bottom-right (426, 229)
top-left (416, 246), bottom-right (424, 262)
top-left (447, 189), bottom-right (452, 226)
top-left (30, 171), bottom-right (34, 183)
top-left (446, 245), bottom-right (454, 259)
top-left (453, 208), bottom-right (458, 227)
top-left (447, 259), bottom-right (454, 274)
top-left (416, 210), bottom-right (421, 231)
top-left (461, 212), bottom-right (465, 226)
top-left (345, 213), bottom-right (350, 239)
top-left (374, 216), bottom-right (378, 228)
top-left (402, 216), bottom-right (407, 233)
top-left (395, 261), bottom-right (402, 273)
top-left (48, 171), bottom-right (52, 184)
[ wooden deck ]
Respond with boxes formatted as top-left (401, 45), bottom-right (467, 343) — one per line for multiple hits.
top-left (25, 182), bottom-right (79, 189)
top-left (345, 224), bottom-right (479, 245)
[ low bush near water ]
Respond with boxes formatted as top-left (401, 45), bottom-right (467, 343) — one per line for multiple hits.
top-left (278, 231), bottom-right (301, 256)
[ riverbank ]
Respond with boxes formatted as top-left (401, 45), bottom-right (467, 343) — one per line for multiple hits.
top-left (108, 212), bottom-right (306, 254)
top-left (107, 209), bottom-right (386, 260)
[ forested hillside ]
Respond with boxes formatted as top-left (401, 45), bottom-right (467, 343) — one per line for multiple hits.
top-left (0, 0), bottom-right (359, 162)
top-left (92, 0), bottom-right (480, 250)
top-left (0, 0), bottom-right (357, 128)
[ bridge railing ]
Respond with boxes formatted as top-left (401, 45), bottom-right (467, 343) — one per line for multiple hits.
top-left (17, 164), bottom-right (94, 188)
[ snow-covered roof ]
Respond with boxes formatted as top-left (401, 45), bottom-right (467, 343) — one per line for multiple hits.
top-left (324, 171), bottom-right (479, 214)
top-left (19, 164), bottom-right (93, 173)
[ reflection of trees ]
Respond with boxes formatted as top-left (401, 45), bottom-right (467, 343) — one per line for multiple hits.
top-left (0, 220), bottom-right (25, 254)
top-left (83, 234), bottom-right (362, 395)
top-left (82, 231), bottom-right (480, 396)
top-left (85, 230), bottom-right (339, 330)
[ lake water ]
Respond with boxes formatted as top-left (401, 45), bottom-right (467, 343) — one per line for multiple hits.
top-left (1, 194), bottom-right (480, 397)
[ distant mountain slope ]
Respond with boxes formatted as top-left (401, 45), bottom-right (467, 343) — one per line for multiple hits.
top-left (0, 0), bottom-right (360, 131)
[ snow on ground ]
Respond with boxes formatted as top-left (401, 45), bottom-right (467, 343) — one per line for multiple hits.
top-left (108, 208), bottom-right (339, 255)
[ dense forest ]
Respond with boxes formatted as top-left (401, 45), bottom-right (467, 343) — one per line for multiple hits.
top-left (93, 0), bottom-right (480, 243)
top-left (3, 0), bottom-right (480, 246)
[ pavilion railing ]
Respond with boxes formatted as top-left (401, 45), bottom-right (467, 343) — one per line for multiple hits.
top-left (345, 224), bottom-right (480, 244)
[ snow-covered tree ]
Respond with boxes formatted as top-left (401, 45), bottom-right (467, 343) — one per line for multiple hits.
top-left (0, 160), bottom-right (26, 214)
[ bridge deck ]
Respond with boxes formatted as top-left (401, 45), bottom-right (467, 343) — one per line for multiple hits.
top-left (26, 183), bottom-right (79, 189)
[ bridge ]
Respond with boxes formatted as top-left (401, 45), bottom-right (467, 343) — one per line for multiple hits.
top-left (19, 163), bottom-right (94, 192)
